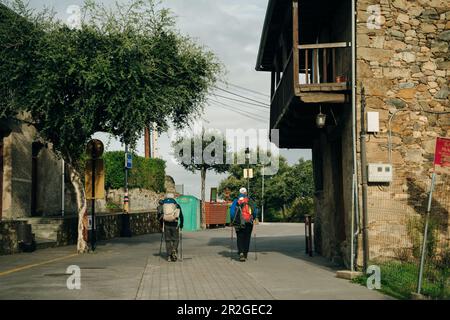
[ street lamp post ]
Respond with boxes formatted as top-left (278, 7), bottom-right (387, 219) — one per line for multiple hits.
top-left (122, 144), bottom-right (132, 237)
top-left (262, 166), bottom-right (265, 224)
top-left (245, 148), bottom-right (250, 195)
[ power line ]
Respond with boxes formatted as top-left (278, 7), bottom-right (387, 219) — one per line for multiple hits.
top-left (219, 80), bottom-right (270, 98)
top-left (213, 86), bottom-right (269, 106)
top-left (209, 104), bottom-right (268, 124)
top-left (208, 100), bottom-right (267, 121)
top-left (208, 98), bottom-right (268, 120)
top-left (211, 93), bottom-right (270, 109)
top-left (208, 103), bottom-right (268, 124)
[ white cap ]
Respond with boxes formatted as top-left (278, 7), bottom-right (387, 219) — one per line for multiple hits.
top-left (239, 187), bottom-right (247, 194)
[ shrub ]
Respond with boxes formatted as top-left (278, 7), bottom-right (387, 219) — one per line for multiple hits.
top-left (103, 151), bottom-right (166, 192)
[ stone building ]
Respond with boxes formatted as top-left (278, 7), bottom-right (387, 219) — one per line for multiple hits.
top-left (0, 117), bottom-right (78, 220)
top-left (256, 0), bottom-right (449, 267)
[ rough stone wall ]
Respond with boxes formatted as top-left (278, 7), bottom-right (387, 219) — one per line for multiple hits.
top-left (57, 212), bottom-right (160, 246)
top-left (0, 220), bottom-right (27, 255)
top-left (1, 119), bottom-right (78, 219)
top-left (0, 212), bottom-right (159, 254)
top-left (356, 0), bottom-right (450, 261)
top-left (97, 188), bottom-right (164, 213)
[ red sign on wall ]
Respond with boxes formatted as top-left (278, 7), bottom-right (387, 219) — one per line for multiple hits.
top-left (434, 137), bottom-right (450, 174)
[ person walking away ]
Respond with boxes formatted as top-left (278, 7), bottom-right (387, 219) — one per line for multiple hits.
top-left (158, 194), bottom-right (184, 262)
top-left (230, 187), bottom-right (258, 262)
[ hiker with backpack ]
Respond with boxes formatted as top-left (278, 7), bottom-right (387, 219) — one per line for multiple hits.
top-left (230, 187), bottom-right (258, 262)
top-left (158, 193), bottom-right (184, 262)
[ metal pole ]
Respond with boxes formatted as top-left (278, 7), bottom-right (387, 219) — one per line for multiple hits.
top-left (122, 144), bottom-right (131, 237)
top-left (230, 225), bottom-right (234, 261)
top-left (417, 172), bottom-right (436, 294)
top-left (91, 157), bottom-right (96, 251)
top-left (262, 166), bottom-right (265, 224)
top-left (254, 224), bottom-right (257, 261)
top-left (125, 145), bottom-right (129, 204)
top-left (61, 159), bottom-right (65, 217)
top-left (247, 163), bottom-right (250, 196)
top-left (159, 222), bottom-right (164, 261)
top-left (360, 85), bottom-right (369, 272)
top-left (180, 228), bottom-right (183, 262)
top-left (350, 0), bottom-right (357, 273)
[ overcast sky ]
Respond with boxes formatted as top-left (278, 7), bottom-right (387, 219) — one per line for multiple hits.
top-left (28, 0), bottom-right (312, 198)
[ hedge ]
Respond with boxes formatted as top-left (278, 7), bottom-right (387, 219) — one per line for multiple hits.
top-left (103, 151), bottom-right (166, 193)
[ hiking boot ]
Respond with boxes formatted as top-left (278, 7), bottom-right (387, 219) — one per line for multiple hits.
top-left (244, 253), bottom-right (248, 259)
top-left (171, 250), bottom-right (178, 261)
top-left (239, 253), bottom-right (246, 262)
top-left (167, 256), bottom-right (172, 262)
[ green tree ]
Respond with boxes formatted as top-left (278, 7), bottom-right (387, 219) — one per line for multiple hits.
top-left (172, 129), bottom-right (230, 229)
top-left (0, 0), bottom-right (222, 252)
top-left (219, 155), bottom-right (314, 222)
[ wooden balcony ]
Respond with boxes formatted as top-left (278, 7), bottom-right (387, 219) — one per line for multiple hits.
top-left (270, 42), bottom-right (351, 130)
top-left (296, 42), bottom-right (351, 103)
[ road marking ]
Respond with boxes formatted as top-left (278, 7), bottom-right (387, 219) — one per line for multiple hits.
top-left (0, 254), bottom-right (78, 277)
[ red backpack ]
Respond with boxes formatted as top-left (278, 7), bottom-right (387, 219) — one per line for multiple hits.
top-left (237, 197), bottom-right (252, 223)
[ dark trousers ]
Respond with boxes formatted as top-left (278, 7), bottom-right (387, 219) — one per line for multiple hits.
top-left (236, 223), bottom-right (253, 256)
top-left (164, 223), bottom-right (179, 256)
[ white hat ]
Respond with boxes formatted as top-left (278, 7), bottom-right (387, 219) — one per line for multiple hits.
top-left (166, 193), bottom-right (175, 199)
top-left (239, 187), bottom-right (247, 194)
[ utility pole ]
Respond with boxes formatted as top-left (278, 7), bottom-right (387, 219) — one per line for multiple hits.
top-left (144, 126), bottom-right (151, 159)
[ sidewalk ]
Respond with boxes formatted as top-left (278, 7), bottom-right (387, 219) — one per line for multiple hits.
top-left (0, 223), bottom-right (390, 300)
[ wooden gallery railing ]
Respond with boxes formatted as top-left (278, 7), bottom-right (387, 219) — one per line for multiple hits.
top-left (270, 50), bottom-right (295, 129)
top-left (298, 42), bottom-right (351, 86)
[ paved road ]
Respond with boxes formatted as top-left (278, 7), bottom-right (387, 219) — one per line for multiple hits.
top-left (0, 223), bottom-right (389, 300)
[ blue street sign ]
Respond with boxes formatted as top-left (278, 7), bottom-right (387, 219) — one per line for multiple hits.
top-left (125, 153), bottom-right (133, 169)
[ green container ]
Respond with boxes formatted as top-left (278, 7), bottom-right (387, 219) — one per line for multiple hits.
top-left (226, 203), bottom-right (232, 224)
top-left (176, 195), bottom-right (200, 232)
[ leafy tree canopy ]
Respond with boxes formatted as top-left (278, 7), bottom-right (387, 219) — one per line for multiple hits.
top-left (0, 0), bottom-right (222, 165)
top-left (219, 155), bottom-right (314, 222)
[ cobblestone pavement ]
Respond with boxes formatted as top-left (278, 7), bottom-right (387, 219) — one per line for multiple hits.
top-left (0, 223), bottom-right (390, 300)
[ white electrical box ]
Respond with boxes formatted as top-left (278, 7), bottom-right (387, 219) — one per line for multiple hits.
top-left (367, 112), bottom-right (380, 133)
top-left (368, 163), bottom-right (393, 183)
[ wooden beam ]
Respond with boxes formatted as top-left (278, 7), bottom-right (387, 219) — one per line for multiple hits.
top-left (299, 92), bottom-right (347, 104)
top-left (299, 82), bottom-right (348, 92)
top-left (292, 0), bottom-right (299, 87)
top-left (313, 49), bottom-right (318, 84)
top-left (305, 49), bottom-right (309, 84)
top-left (332, 48), bottom-right (336, 81)
top-left (298, 42), bottom-right (349, 49)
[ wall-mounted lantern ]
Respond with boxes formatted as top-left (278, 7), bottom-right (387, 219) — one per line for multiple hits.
top-left (316, 106), bottom-right (327, 129)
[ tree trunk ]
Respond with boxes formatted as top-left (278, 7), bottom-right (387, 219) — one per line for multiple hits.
top-left (282, 204), bottom-right (287, 221)
top-left (200, 167), bottom-right (206, 230)
top-left (70, 166), bottom-right (88, 253)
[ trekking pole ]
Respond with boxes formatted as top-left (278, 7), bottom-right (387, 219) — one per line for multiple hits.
top-left (180, 228), bottom-right (183, 262)
top-left (230, 225), bottom-right (234, 261)
top-left (254, 222), bottom-right (257, 261)
top-left (159, 222), bottom-right (164, 261)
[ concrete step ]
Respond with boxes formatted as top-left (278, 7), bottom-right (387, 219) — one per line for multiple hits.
top-left (35, 238), bottom-right (57, 250)
top-left (21, 217), bottom-right (64, 225)
top-left (31, 224), bottom-right (60, 241)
